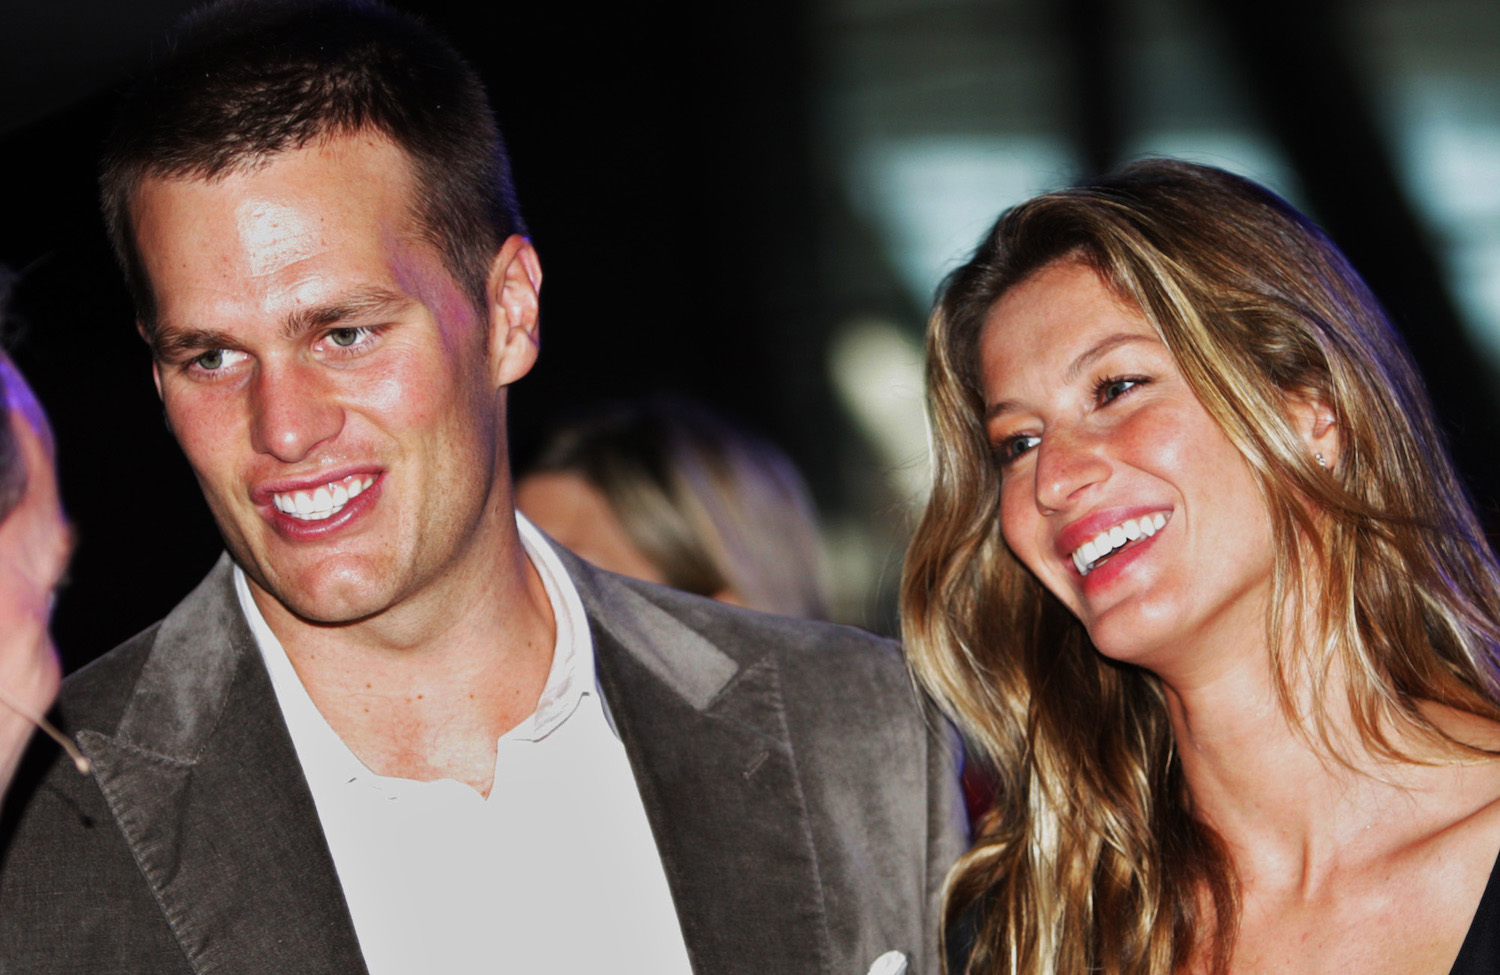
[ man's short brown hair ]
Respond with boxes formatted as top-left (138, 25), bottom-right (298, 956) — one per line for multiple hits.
top-left (100, 0), bottom-right (527, 333)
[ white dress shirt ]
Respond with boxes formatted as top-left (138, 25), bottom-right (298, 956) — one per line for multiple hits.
top-left (234, 516), bottom-right (695, 975)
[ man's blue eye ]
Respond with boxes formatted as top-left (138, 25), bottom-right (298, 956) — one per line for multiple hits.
top-left (329, 328), bottom-right (362, 347)
top-left (188, 348), bottom-right (247, 372)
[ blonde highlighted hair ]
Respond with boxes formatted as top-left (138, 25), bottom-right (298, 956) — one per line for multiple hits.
top-left (902, 159), bottom-right (1500, 974)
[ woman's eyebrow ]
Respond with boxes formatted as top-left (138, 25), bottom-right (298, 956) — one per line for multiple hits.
top-left (1062, 332), bottom-right (1156, 384)
top-left (984, 332), bottom-right (1156, 424)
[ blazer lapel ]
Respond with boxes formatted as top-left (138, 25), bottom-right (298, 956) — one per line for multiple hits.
top-left (76, 556), bottom-right (368, 975)
top-left (576, 562), bottom-right (832, 975)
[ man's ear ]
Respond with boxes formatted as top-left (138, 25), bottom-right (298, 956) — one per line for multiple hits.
top-left (485, 234), bottom-right (543, 388)
top-left (1287, 390), bottom-right (1340, 469)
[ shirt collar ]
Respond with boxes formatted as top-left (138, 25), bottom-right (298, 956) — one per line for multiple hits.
top-left (510, 512), bottom-right (597, 741)
top-left (232, 512), bottom-right (603, 791)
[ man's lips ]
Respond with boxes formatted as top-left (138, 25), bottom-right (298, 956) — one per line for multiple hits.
top-left (252, 469), bottom-right (383, 527)
top-left (269, 473), bottom-right (376, 521)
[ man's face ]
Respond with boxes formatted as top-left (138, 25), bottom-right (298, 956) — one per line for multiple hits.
top-left (132, 133), bottom-right (539, 626)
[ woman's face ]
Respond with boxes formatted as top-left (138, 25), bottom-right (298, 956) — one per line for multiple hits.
top-left (977, 260), bottom-right (1275, 681)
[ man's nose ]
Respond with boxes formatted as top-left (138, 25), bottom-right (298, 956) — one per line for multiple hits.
top-left (249, 361), bottom-right (344, 463)
top-left (1033, 424), bottom-right (1110, 512)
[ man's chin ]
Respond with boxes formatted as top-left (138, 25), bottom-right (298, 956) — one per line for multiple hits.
top-left (277, 584), bottom-right (397, 628)
top-left (240, 561), bottom-right (393, 629)
top-left (280, 596), bottom-right (386, 629)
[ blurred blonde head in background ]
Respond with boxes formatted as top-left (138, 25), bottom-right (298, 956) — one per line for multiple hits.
top-left (518, 396), bottom-right (828, 620)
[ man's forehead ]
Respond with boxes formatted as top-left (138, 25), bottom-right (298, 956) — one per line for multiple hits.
top-left (131, 135), bottom-right (430, 292)
top-left (131, 132), bottom-right (424, 235)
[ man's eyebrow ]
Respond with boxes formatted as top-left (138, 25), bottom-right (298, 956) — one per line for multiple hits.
top-left (150, 288), bottom-right (414, 360)
top-left (982, 332), bottom-right (1158, 424)
top-left (280, 287), bottom-right (413, 341)
top-left (150, 326), bottom-right (241, 361)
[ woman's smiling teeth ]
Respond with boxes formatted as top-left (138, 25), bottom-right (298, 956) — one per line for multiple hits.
top-left (272, 475), bottom-right (375, 521)
top-left (1071, 513), bottom-right (1168, 577)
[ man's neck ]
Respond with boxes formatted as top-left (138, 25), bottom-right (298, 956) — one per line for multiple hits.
top-left (249, 513), bottom-right (557, 796)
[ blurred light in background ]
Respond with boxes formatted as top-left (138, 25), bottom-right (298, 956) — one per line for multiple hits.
top-left (846, 137), bottom-right (1077, 308)
top-left (823, 317), bottom-right (928, 621)
top-left (1385, 77), bottom-right (1500, 363)
top-left (829, 316), bottom-right (928, 501)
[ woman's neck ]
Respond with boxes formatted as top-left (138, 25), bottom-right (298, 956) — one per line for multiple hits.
top-left (1162, 642), bottom-right (1496, 896)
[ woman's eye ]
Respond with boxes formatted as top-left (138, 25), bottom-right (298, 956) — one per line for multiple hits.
top-left (1097, 376), bottom-right (1142, 404)
top-left (998, 433), bottom-right (1041, 464)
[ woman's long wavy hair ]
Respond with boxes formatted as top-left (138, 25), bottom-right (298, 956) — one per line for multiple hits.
top-left (903, 159), bottom-right (1500, 975)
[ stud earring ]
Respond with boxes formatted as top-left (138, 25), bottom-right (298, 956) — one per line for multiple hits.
top-left (1314, 452), bottom-right (1327, 469)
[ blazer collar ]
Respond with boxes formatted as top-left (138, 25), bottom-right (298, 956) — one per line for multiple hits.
top-left (108, 554), bottom-right (248, 759)
top-left (76, 553), bottom-right (369, 975)
top-left (562, 550), bottom-right (834, 974)
top-left (565, 548), bottom-right (739, 710)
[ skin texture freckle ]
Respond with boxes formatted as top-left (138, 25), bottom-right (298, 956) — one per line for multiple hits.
top-left (236, 200), bottom-right (328, 280)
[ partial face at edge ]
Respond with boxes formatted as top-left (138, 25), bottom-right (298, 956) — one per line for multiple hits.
top-left (131, 133), bottom-right (539, 626)
top-left (976, 260), bottom-right (1276, 682)
top-left (0, 357), bottom-right (67, 718)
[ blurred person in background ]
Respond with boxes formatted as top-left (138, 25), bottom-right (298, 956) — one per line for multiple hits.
top-left (906, 159), bottom-right (1500, 975)
top-left (517, 395), bottom-right (829, 620)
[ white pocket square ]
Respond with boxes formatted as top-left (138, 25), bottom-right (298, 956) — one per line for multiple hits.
top-left (866, 950), bottom-right (909, 975)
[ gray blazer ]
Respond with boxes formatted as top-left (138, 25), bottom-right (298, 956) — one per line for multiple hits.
top-left (0, 549), bottom-right (966, 973)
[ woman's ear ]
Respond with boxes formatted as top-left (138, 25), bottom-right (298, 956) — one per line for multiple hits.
top-left (1287, 391), bottom-right (1339, 471)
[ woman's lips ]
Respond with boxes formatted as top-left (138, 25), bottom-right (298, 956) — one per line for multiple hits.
top-left (1070, 512), bottom-right (1168, 576)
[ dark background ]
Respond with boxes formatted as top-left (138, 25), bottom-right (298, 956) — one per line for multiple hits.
top-left (2, 0), bottom-right (1497, 670)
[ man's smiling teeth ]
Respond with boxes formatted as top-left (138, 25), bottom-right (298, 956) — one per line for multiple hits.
top-left (272, 475), bottom-right (375, 521)
top-left (1071, 513), bottom-right (1168, 577)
